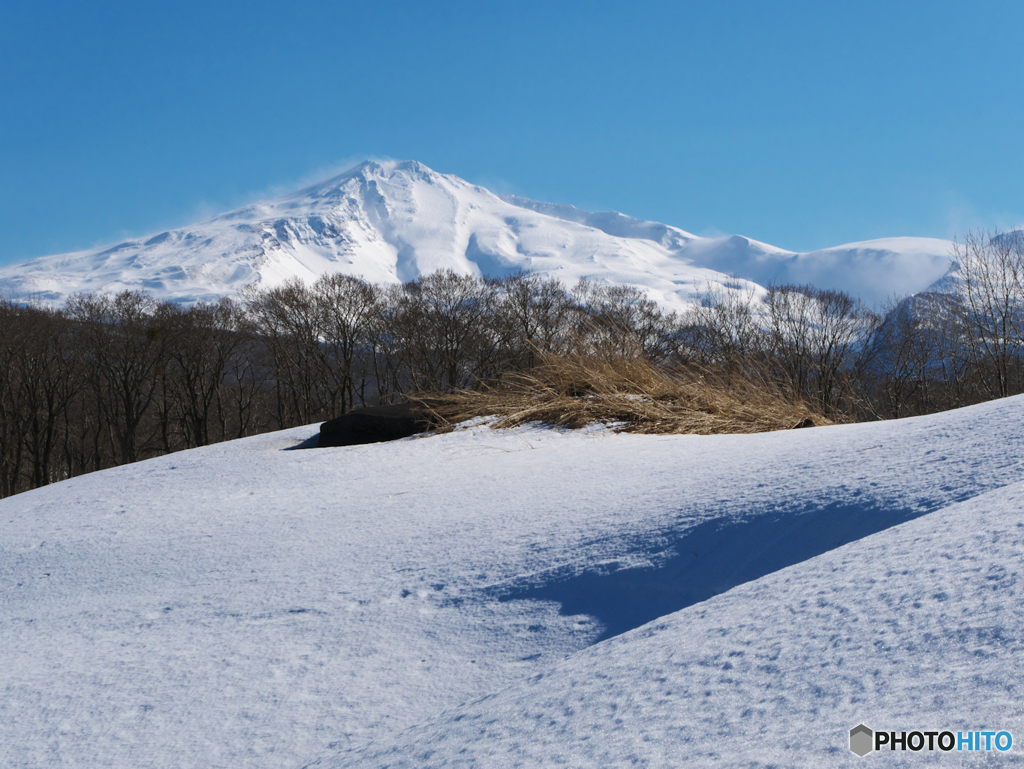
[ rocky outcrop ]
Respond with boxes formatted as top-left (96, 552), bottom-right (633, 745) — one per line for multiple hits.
top-left (319, 402), bottom-right (441, 447)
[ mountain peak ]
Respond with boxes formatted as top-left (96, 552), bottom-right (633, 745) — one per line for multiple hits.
top-left (0, 161), bottom-right (955, 308)
top-left (290, 159), bottom-right (445, 202)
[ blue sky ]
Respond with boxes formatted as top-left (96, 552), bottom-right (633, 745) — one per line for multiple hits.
top-left (2, 0), bottom-right (1023, 266)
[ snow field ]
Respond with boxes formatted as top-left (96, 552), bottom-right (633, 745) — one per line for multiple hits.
top-left (2, 395), bottom-right (1024, 766)
top-left (337, 477), bottom-right (1024, 767)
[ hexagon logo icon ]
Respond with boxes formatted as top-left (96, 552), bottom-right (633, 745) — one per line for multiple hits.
top-left (850, 724), bottom-right (874, 756)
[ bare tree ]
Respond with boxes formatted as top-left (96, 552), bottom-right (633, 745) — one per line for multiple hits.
top-left (766, 284), bottom-right (877, 416)
top-left (0, 300), bottom-right (30, 495)
top-left (681, 282), bottom-right (765, 367)
top-left (162, 299), bottom-right (244, 447)
top-left (311, 274), bottom-right (380, 413)
top-left (571, 281), bottom-right (677, 361)
top-left (867, 291), bottom-right (976, 418)
top-left (389, 271), bottom-right (499, 392)
top-left (67, 291), bottom-right (169, 465)
top-left (494, 271), bottom-right (578, 368)
top-left (242, 280), bottom-right (335, 426)
top-left (945, 229), bottom-right (1024, 399)
top-left (16, 308), bottom-right (79, 487)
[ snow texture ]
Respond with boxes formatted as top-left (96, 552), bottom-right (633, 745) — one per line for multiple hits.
top-left (0, 160), bottom-right (954, 309)
top-left (4, 395), bottom-right (1024, 767)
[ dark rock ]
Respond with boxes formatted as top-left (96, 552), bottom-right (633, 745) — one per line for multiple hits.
top-left (319, 402), bottom-right (441, 447)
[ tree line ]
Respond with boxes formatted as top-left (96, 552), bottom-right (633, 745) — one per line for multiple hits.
top-left (683, 230), bottom-right (1024, 418)
top-left (2, 229), bottom-right (1023, 498)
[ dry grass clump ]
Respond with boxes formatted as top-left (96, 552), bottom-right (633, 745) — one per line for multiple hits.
top-left (411, 354), bottom-right (830, 436)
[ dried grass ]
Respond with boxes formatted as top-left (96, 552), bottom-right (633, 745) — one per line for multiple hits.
top-left (410, 353), bottom-right (830, 436)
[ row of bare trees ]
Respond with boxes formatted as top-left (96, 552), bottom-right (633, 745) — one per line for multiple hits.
top-left (0, 294), bottom-right (264, 497)
top-left (0, 271), bottom-right (675, 497)
top-left (683, 283), bottom-right (878, 417)
top-left (857, 231), bottom-right (1024, 418)
top-left (686, 229), bottom-right (1024, 419)
top-left (3, 228), bottom-right (1023, 498)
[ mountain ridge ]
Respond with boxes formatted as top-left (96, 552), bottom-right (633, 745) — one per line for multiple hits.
top-left (0, 160), bottom-right (956, 308)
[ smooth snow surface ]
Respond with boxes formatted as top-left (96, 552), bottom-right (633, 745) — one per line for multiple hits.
top-left (689, 235), bottom-right (956, 307)
top-left (4, 397), bottom-right (1024, 767)
top-left (0, 160), bottom-right (953, 309)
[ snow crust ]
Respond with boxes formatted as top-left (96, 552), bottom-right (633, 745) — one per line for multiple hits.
top-left (0, 161), bottom-right (954, 309)
top-left (4, 395), bottom-right (1024, 766)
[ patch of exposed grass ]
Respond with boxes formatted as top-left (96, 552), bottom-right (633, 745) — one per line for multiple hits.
top-left (411, 354), bottom-right (830, 435)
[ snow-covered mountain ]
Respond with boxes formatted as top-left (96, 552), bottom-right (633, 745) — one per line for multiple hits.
top-left (3, 399), bottom-right (1024, 766)
top-left (690, 234), bottom-right (957, 306)
top-left (0, 160), bottom-right (955, 309)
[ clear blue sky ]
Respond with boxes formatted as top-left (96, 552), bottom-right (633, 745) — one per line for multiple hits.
top-left (3, 0), bottom-right (1023, 266)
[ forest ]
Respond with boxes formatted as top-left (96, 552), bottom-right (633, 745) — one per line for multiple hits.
top-left (2, 230), bottom-right (1023, 499)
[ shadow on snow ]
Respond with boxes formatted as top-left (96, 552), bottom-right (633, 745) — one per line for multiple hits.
top-left (489, 499), bottom-right (928, 643)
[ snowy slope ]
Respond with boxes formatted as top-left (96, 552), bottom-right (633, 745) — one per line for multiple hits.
top-left (4, 396), bottom-right (1024, 767)
top-left (338, 479), bottom-right (1024, 768)
top-left (687, 235), bottom-right (956, 306)
top-left (0, 160), bottom-right (953, 309)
